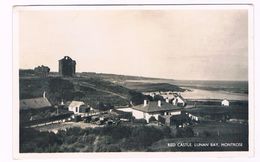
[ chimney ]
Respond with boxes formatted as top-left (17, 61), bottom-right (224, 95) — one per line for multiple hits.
top-left (130, 101), bottom-right (133, 106)
top-left (166, 98), bottom-right (169, 103)
top-left (143, 100), bottom-right (148, 106)
top-left (43, 91), bottom-right (46, 98)
top-left (158, 100), bottom-right (161, 107)
top-left (55, 105), bottom-right (59, 115)
top-left (172, 99), bottom-right (176, 106)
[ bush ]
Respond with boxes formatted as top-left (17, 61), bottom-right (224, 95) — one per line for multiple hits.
top-left (63, 135), bottom-right (78, 145)
top-left (131, 126), bottom-right (163, 148)
top-left (133, 118), bottom-right (147, 124)
top-left (153, 95), bottom-right (164, 101)
top-left (20, 124), bottom-right (172, 152)
top-left (176, 127), bottom-right (194, 138)
top-left (101, 125), bottom-right (132, 140)
top-left (202, 130), bottom-right (211, 137)
top-left (95, 144), bottom-right (121, 152)
top-left (149, 116), bottom-right (157, 123)
top-left (77, 134), bottom-right (96, 144)
top-left (161, 126), bottom-right (172, 138)
top-left (20, 127), bottom-right (63, 152)
top-left (129, 90), bottom-right (145, 105)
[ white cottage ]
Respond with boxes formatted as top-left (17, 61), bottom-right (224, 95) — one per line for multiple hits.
top-left (68, 101), bottom-right (90, 114)
top-left (118, 100), bottom-right (182, 123)
top-left (172, 94), bottom-right (186, 107)
top-left (221, 99), bottom-right (229, 107)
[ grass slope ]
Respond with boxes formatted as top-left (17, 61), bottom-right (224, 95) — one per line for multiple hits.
top-left (123, 82), bottom-right (186, 92)
top-left (19, 76), bottom-right (145, 108)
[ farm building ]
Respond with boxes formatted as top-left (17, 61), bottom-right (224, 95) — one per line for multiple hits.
top-left (20, 92), bottom-right (52, 111)
top-left (143, 91), bottom-right (186, 107)
top-left (187, 113), bottom-right (200, 122)
top-left (159, 91), bottom-right (176, 100)
top-left (221, 99), bottom-right (230, 107)
top-left (171, 94), bottom-right (186, 107)
top-left (118, 100), bottom-right (183, 123)
top-left (34, 65), bottom-right (50, 77)
top-left (68, 101), bottom-right (90, 114)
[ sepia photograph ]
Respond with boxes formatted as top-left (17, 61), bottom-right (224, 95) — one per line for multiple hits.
top-left (12, 5), bottom-right (253, 157)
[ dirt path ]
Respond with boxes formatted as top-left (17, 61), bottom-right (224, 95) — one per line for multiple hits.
top-left (93, 136), bottom-right (100, 152)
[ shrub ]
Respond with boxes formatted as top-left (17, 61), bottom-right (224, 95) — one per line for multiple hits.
top-left (133, 118), bottom-right (147, 124)
top-left (64, 135), bottom-right (78, 144)
top-left (95, 144), bottom-right (121, 152)
top-left (65, 127), bottom-right (82, 136)
top-left (149, 116), bottom-right (157, 123)
top-left (153, 95), bottom-right (164, 101)
top-left (101, 125), bottom-right (132, 140)
top-left (129, 90), bottom-right (145, 105)
top-left (131, 126), bottom-right (163, 148)
top-left (161, 126), bottom-right (172, 138)
top-left (202, 130), bottom-right (211, 137)
top-left (176, 127), bottom-right (194, 138)
top-left (77, 134), bottom-right (96, 144)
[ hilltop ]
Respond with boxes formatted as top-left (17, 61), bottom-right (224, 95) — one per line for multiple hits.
top-left (78, 72), bottom-right (174, 82)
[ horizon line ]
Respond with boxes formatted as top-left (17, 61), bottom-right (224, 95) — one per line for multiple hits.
top-left (19, 68), bottom-right (248, 82)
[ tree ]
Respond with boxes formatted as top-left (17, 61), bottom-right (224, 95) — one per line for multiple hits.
top-left (153, 95), bottom-right (164, 101)
top-left (129, 90), bottom-right (145, 105)
top-left (149, 116), bottom-right (157, 123)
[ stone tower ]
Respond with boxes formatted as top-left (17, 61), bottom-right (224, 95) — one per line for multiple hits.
top-left (58, 56), bottom-right (76, 77)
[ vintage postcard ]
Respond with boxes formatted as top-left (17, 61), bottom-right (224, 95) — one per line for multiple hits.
top-left (13, 5), bottom-right (254, 158)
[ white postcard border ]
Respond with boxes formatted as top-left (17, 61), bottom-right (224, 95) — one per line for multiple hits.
top-left (12, 4), bottom-right (254, 160)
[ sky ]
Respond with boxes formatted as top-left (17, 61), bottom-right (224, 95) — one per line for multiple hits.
top-left (18, 7), bottom-right (248, 80)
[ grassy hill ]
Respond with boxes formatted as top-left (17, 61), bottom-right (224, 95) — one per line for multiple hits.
top-left (19, 70), bottom-right (185, 107)
top-left (19, 76), bottom-right (145, 108)
top-left (79, 72), bottom-right (172, 82)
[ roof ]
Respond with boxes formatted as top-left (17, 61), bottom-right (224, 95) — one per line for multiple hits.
top-left (69, 101), bottom-right (85, 108)
top-left (177, 95), bottom-right (186, 102)
top-left (59, 56), bottom-right (76, 64)
top-left (133, 101), bottom-right (181, 113)
top-left (20, 97), bottom-right (52, 110)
